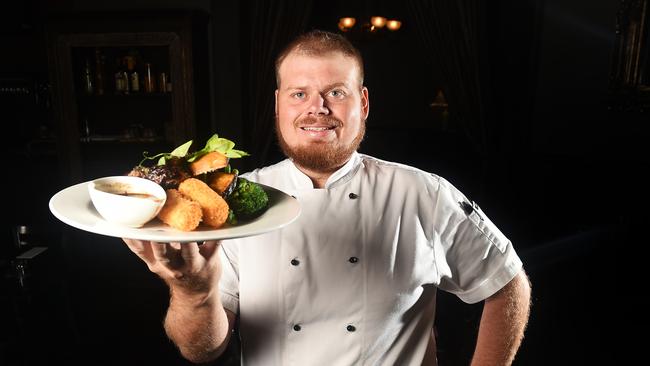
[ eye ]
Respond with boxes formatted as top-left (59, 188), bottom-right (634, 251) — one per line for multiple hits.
top-left (329, 89), bottom-right (346, 98)
top-left (291, 91), bottom-right (305, 99)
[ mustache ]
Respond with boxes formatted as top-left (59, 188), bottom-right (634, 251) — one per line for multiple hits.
top-left (295, 116), bottom-right (343, 128)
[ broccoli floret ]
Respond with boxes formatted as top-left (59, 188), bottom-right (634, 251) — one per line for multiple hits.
top-left (226, 178), bottom-right (269, 220)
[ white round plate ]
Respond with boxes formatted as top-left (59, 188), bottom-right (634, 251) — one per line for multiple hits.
top-left (49, 180), bottom-right (301, 242)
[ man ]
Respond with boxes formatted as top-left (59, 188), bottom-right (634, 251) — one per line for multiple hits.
top-left (124, 30), bottom-right (531, 365)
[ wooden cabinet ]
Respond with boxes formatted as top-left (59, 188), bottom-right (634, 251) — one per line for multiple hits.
top-left (47, 11), bottom-right (209, 184)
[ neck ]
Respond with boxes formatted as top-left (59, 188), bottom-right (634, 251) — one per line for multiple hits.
top-left (294, 164), bottom-right (334, 188)
top-left (287, 152), bottom-right (356, 189)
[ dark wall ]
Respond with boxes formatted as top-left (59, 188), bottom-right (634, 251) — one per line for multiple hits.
top-left (0, 2), bottom-right (218, 366)
top-left (491, 1), bottom-right (648, 364)
top-left (531, 0), bottom-right (619, 155)
top-left (2, 1), bottom-right (647, 365)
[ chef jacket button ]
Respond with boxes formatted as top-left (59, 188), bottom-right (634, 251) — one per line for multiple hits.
top-left (348, 193), bottom-right (358, 199)
top-left (293, 324), bottom-right (302, 331)
top-left (346, 325), bottom-right (356, 332)
top-left (291, 258), bottom-right (300, 266)
top-left (348, 256), bottom-right (359, 263)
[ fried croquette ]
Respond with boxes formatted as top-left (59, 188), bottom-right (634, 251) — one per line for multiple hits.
top-left (157, 189), bottom-right (202, 231)
top-left (178, 178), bottom-right (230, 228)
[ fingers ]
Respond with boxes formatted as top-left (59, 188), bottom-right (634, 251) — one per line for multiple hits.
top-left (151, 242), bottom-right (176, 266)
top-left (179, 242), bottom-right (200, 269)
top-left (180, 240), bottom-right (221, 268)
top-left (123, 239), bottom-right (220, 276)
top-left (123, 238), bottom-right (155, 266)
top-left (199, 240), bottom-right (221, 260)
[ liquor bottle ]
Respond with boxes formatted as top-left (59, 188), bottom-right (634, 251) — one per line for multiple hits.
top-left (125, 55), bottom-right (139, 93)
top-left (82, 59), bottom-right (93, 95)
top-left (143, 62), bottom-right (155, 93)
top-left (159, 72), bottom-right (168, 92)
top-left (114, 58), bottom-right (126, 94)
top-left (121, 57), bottom-right (130, 95)
top-left (94, 49), bottom-right (105, 95)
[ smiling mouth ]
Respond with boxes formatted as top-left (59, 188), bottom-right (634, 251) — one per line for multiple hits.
top-left (300, 126), bottom-right (336, 131)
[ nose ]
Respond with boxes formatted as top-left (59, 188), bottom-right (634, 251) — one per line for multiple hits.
top-left (307, 93), bottom-right (330, 115)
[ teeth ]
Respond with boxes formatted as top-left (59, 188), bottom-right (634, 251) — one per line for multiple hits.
top-left (302, 127), bottom-right (330, 131)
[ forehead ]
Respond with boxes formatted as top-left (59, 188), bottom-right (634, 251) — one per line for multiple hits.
top-left (278, 52), bottom-right (361, 88)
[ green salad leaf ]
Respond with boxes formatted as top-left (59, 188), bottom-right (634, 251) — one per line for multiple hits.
top-left (138, 134), bottom-right (249, 166)
top-left (186, 134), bottom-right (249, 162)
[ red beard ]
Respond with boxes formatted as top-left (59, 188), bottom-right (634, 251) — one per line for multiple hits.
top-left (275, 115), bottom-right (365, 173)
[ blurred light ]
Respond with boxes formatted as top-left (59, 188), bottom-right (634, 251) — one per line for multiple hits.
top-left (386, 20), bottom-right (402, 31)
top-left (370, 16), bottom-right (387, 28)
top-left (338, 16), bottom-right (401, 33)
top-left (338, 17), bottom-right (356, 31)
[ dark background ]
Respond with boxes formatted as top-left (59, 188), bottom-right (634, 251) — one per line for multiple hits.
top-left (1, 0), bottom-right (648, 365)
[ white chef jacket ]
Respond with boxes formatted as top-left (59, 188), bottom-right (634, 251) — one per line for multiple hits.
top-left (219, 152), bottom-right (523, 366)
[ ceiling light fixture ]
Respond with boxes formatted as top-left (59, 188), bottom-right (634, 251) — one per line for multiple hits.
top-left (338, 16), bottom-right (402, 32)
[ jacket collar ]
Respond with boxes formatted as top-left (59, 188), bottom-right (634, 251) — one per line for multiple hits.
top-left (287, 151), bottom-right (362, 190)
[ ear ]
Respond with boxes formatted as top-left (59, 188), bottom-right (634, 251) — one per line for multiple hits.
top-left (360, 87), bottom-right (369, 121)
top-left (274, 89), bottom-right (279, 116)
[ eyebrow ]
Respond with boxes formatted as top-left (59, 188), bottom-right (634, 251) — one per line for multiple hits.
top-left (284, 82), bottom-right (350, 92)
top-left (323, 82), bottom-right (349, 90)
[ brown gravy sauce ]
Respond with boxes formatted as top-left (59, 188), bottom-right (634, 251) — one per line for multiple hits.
top-left (97, 183), bottom-right (163, 203)
top-left (116, 192), bottom-right (163, 202)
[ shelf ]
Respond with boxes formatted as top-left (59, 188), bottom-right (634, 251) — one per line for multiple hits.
top-left (78, 92), bottom-right (172, 99)
top-left (80, 135), bottom-right (165, 144)
top-left (47, 11), bottom-right (207, 184)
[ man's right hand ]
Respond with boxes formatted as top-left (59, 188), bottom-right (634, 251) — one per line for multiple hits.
top-left (122, 239), bottom-right (222, 296)
top-left (122, 239), bottom-right (234, 362)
